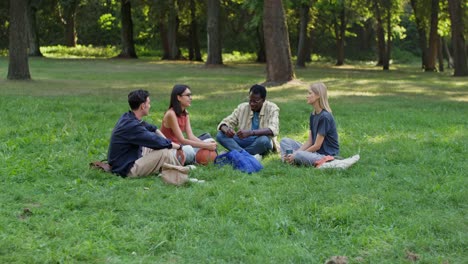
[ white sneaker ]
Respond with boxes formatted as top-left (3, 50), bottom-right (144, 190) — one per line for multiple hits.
top-left (319, 155), bottom-right (360, 169)
top-left (254, 154), bottom-right (262, 161)
top-left (189, 178), bottom-right (205, 183)
top-left (186, 165), bottom-right (197, 170)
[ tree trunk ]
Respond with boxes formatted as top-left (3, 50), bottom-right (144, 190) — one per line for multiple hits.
top-left (374, 2), bottom-right (385, 67)
top-left (206, 0), bottom-right (223, 65)
top-left (117, 0), bottom-right (137, 58)
top-left (263, 0), bottom-right (294, 85)
top-left (8, 0), bottom-right (31, 80)
top-left (425, 0), bottom-right (439, 72)
top-left (410, 0), bottom-right (428, 69)
top-left (335, 5), bottom-right (346, 66)
top-left (26, 0), bottom-right (42, 57)
top-left (296, 3), bottom-right (310, 68)
top-left (382, 6), bottom-right (391, 70)
top-left (448, 0), bottom-right (468, 76)
top-left (164, 0), bottom-right (180, 60)
top-left (189, 0), bottom-right (202, 61)
top-left (61, 0), bottom-right (78, 47)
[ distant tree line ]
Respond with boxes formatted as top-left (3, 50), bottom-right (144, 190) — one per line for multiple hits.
top-left (3, 0), bottom-right (467, 80)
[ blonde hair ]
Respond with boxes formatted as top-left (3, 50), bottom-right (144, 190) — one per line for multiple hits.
top-left (309, 82), bottom-right (332, 113)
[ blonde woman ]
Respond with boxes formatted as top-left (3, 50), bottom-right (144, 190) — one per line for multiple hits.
top-left (281, 82), bottom-right (339, 166)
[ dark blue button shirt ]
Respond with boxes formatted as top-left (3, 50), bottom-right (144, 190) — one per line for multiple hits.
top-left (107, 111), bottom-right (172, 176)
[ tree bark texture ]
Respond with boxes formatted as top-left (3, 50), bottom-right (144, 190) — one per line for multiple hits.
top-left (206, 0), bottom-right (223, 65)
top-left (263, 0), bottom-right (294, 84)
top-left (8, 0), bottom-right (31, 80)
top-left (296, 4), bottom-right (310, 68)
top-left (448, 0), bottom-right (468, 76)
top-left (118, 0), bottom-right (137, 58)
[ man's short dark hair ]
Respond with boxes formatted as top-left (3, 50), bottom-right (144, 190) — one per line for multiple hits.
top-left (249, 84), bottom-right (266, 99)
top-left (128, 89), bottom-right (150, 110)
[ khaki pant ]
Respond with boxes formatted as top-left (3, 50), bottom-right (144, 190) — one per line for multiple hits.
top-left (128, 148), bottom-right (181, 178)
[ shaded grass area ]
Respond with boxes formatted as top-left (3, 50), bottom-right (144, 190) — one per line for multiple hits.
top-left (0, 57), bottom-right (467, 263)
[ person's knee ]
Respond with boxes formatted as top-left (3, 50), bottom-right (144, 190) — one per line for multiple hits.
top-left (216, 131), bottom-right (225, 141)
top-left (257, 136), bottom-right (273, 150)
top-left (280, 138), bottom-right (293, 149)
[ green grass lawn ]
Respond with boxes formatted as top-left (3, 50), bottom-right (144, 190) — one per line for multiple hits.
top-left (0, 57), bottom-right (466, 263)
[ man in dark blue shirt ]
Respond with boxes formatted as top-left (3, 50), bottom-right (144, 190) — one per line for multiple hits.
top-left (108, 89), bottom-right (184, 177)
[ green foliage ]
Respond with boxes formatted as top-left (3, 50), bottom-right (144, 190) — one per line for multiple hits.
top-left (40, 45), bottom-right (119, 58)
top-left (0, 49), bottom-right (466, 263)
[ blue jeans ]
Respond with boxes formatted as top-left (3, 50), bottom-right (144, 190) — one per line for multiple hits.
top-left (216, 131), bottom-right (272, 155)
top-left (280, 137), bottom-right (325, 166)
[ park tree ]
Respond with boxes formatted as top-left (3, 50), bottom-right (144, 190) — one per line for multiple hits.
top-left (410, 0), bottom-right (441, 72)
top-left (370, 0), bottom-right (401, 70)
top-left (237, 0), bottom-right (266, 62)
top-left (154, 0), bottom-right (182, 60)
top-left (8, 0), bottom-right (31, 80)
top-left (188, 0), bottom-right (202, 61)
top-left (206, 0), bottom-right (223, 65)
top-left (295, 0), bottom-right (312, 68)
top-left (117, 0), bottom-right (137, 58)
top-left (59, 0), bottom-right (80, 47)
top-left (315, 0), bottom-right (348, 66)
top-left (26, 0), bottom-right (43, 56)
top-left (263, 0), bottom-right (294, 84)
top-left (447, 0), bottom-right (468, 76)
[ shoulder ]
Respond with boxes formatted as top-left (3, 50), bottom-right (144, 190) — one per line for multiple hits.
top-left (318, 110), bottom-right (336, 123)
top-left (164, 109), bottom-right (177, 119)
top-left (264, 100), bottom-right (279, 111)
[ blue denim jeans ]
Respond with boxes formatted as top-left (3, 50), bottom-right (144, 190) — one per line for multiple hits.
top-left (216, 131), bottom-right (272, 155)
top-left (280, 137), bottom-right (325, 166)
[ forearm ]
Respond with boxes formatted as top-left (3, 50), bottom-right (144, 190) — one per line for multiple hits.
top-left (251, 128), bottom-right (273, 137)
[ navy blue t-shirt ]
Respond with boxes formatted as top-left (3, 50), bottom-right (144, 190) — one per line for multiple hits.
top-left (309, 110), bottom-right (339, 156)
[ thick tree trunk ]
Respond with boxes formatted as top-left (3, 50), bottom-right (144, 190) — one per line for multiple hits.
top-left (263, 0), bottom-right (294, 85)
top-left (26, 0), bottom-right (42, 57)
top-left (296, 4), bottom-right (310, 68)
top-left (206, 0), bottom-right (223, 65)
top-left (188, 0), bottom-right (202, 61)
top-left (425, 0), bottom-right (439, 72)
top-left (448, 0), bottom-right (468, 76)
top-left (117, 0), bottom-right (137, 58)
top-left (8, 0), bottom-right (31, 80)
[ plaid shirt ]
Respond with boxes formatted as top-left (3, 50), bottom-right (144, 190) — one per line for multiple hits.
top-left (217, 100), bottom-right (280, 151)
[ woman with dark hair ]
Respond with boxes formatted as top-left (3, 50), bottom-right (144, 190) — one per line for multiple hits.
top-left (160, 84), bottom-right (217, 164)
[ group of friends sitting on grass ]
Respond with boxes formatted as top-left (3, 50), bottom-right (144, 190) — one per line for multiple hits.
top-left (107, 83), bottom-right (359, 179)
